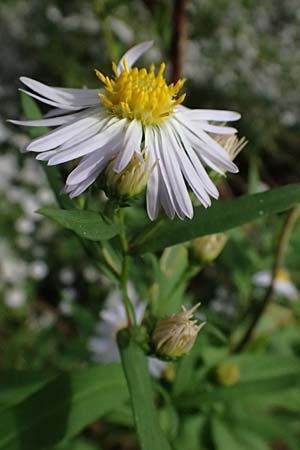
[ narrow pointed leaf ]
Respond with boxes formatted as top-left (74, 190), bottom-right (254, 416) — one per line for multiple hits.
top-left (117, 329), bottom-right (172, 450)
top-left (130, 184), bottom-right (300, 253)
top-left (38, 207), bottom-right (121, 241)
top-left (0, 364), bottom-right (127, 450)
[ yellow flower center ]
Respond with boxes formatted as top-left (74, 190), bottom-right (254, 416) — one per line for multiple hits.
top-left (95, 59), bottom-right (186, 126)
top-left (275, 269), bottom-right (290, 282)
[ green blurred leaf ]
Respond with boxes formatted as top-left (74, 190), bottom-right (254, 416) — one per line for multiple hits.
top-left (117, 329), bottom-right (172, 450)
top-left (211, 418), bottom-right (269, 450)
top-left (55, 437), bottom-right (101, 450)
top-left (0, 364), bottom-right (128, 450)
top-left (0, 371), bottom-right (53, 408)
top-left (174, 415), bottom-right (206, 450)
top-left (38, 208), bottom-right (121, 241)
top-left (130, 184), bottom-right (300, 253)
top-left (151, 245), bottom-right (190, 316)
top-left (21, 93), bottom-right (48, 138)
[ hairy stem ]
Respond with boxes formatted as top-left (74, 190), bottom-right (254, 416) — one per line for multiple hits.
top-left (234, 205), bottom-right (300, 352)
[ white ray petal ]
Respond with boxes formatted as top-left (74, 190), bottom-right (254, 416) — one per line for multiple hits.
top-left (175, 113), bottom-right (238, 173)
top-left (170, 119), bottom-right (219, 198)
top-left (8, 109), bottom-right (91, 128)
top-left (159, 126), bottom-right (193, 219)
top-left (20, 77), bottom-right (100, 106)
top-left (44, 108), bottom-right (74, 118)
top-left (146, 127), bottom-right (176, 219)
top-left (145, 129), bottom-right (160, 220)
top-left (113, 120), bottom-right (142, 173)
top-left (66, 150), bottom-right (107, 186)
top-left (200, 124), bottom-right (237, 135)
top-left (67, 158), bottom-right (109, 197)
top-left (200, 155), bottom-right (225, 175)
top-left (181, 108), bottom-right (241, 122)
top-left (117, 41), bottom-right (154, 74)
top-left (27, 113), bottom-right (102, 152)
top-left (165, 122), bottom-right (211, 207)
top-left (19, 89), bottom-right (79, 111)
top-left (48, 119), bottom-right (125, 165)
top-left (58, 120), bottom-right (105, 151)
top-left (36, 150), bottom-right (58, 161)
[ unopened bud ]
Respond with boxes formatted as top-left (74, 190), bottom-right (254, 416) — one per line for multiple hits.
top-left (152, 304), bottom-right (205, 359)
top-left (215, 362), bottom-right (240, 386)
top-left (192, 233), bottom-right (228, 264)
top-left (216, 134), bottom-right (248, 162)
top-left (105, 152), bottom-right (153, 199)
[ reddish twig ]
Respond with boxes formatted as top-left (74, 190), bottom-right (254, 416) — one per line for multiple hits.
top-left (170, 0), bottom-right (187, 82)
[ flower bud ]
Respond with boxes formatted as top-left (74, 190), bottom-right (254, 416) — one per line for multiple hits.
top-left (215, 362), bottom-right (240, 386)
top-left (152, 304), bottom-right (205, 359)
top-left (216, 134), bottom-right (248, 162)
top-left (105, 152), bottom-right (152, 199)
top-left (192, 233), bottom-right (228, 264)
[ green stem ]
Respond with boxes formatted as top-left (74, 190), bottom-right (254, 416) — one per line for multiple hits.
top-left (119, 209), bottom-right (137, 327)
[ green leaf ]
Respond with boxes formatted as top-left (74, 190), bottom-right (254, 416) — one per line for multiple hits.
top-left (0, 371), bottom-right (53, 408)
top-left (151, 245), bottom-right (189, 317)
top-left (117, 329), bottom-right (172, 450)
top-left (0, 364), bottom-right (128, 450)
top-left (38, 208), bottom-right (121, 241)
top-left (211, 418), bottom-right (269, 450)
top-left (21, 93), bottom-right (48, 138)
top-left (130, 184), bottom-right (300, 253)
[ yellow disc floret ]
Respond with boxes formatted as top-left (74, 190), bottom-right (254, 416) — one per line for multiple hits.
top-left (95, 59), bottom-right (186, 126)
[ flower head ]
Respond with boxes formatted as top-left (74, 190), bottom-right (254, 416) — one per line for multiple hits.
top-left (253, 269), bottom-right (298, 300)
top-left (11, 41), bottom-right (243, 220)
top-left (152, 303), bottom-right (205, 358)
top-left (105, 151), bottom-right (153, 199)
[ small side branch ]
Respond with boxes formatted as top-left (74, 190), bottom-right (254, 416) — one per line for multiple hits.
top-left (234, 205), bottom-right (300, 352)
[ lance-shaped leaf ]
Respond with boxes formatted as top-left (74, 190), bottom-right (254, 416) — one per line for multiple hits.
top-left (0, 364), bottom-right (127, 450)
top-left (117, 329), bottom-right (172, 450)
top-left (130, 184), bottom-right (300, 253)
top-left (38, 207), bottom-right (121, 241)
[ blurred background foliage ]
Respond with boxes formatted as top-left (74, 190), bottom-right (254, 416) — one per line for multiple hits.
top-left (1, 1), bottom-right (300, 450)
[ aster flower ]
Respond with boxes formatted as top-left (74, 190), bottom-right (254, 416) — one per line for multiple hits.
top-left (88, 283), bottom-right (166, 378)
top-left (10, 41), bottom-right (242, 220)
top-left (253, 269), bottom-right (299, 301)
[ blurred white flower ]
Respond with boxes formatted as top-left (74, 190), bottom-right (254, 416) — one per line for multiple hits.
top-left (253, 269), bottom-right (299, 300)
top-left (15, 216), bottom-right (35, 234)
top-left (209, 287), bottom-right (237, 318)
top-left (0, 256), bottom-right (27, 284)
top-left (4, 287), bottom-right (26, 309)
top-left (59, 267), bottom-right (75, 285)
top-left (83, 265), bottom-right (100, 283)
top-left (0, 153), bottom-right (17, 189)
top-left (59, 287), bottom-right (77, 315)
top-left (88, 284), bottom-right (166, 377)
top-left (16, 235), bottom-right (33, 250)
top-left (19, 158), bottom-right (44, 186)
top-left (28, 310), bottom-right (56, 330)
top-left (37, 187), bottom-right (55, 204)
top-left (28, 260), bottom-right (48, 280)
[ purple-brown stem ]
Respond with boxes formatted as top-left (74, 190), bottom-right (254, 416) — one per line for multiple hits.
top-left (170, 0), bottom-right (188, 83)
